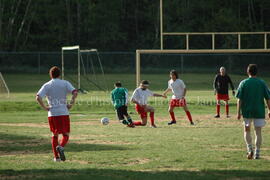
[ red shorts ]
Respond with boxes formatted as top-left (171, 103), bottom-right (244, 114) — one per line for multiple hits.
top-left (48, 115), bottom-right (70, 134)
top-left (216, 94), bottom-right (229, 100)
top-left (135, 104), bottom-right (147, 119)
top-left (170, 98), bottom-right (187, 107)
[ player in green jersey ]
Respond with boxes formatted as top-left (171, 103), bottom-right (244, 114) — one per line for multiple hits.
top-left (236, 64), bottom-right (270, 159)
top-left (111, 81), bottom-right (134, 127)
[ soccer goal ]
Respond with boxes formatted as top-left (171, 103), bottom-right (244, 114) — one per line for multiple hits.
top-left (61, 46), bottom-right (108, 92)
top-left (0, 72), bottom-right (10, 98)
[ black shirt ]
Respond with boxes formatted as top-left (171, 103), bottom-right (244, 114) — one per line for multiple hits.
top-left (213, 74), bottom-right (234, 94)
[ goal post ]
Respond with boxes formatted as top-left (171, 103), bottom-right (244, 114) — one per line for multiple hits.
top-left (0, 72), bottom-right (10, 98)
top-left (62, 45), bottom-right (80, 89)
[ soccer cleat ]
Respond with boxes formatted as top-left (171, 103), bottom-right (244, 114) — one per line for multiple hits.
top-left (150, 124), bottom-right (157, 128)
top-left (246, 151), bottom-right (254, 160)
top-left (56, 145), bottom-right (66, 161)
top-left (190, 122), bottom-right (195, 125)
top-left (214, 115), bottom-right (220, 118)
top-left (168, 121), bottom-right (176, 125)
top-left (53, 157), bottom-right (61, 162)
top-left (254, 154), bottom-right (260, 159)
top-left (127, 123), bottom-right (135, 128)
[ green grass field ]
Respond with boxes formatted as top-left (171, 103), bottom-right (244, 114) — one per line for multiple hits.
top-left (1, 73), bottom-right (270, 180)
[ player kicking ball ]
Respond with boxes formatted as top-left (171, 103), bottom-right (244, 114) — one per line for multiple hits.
top-left (111, 81), bottom-right (134, 128)
top-left (163, 70), bottom-right (194, 125)
top-left (131, 80), bottom-right (166, 128)
top-left (213, 67), bottom-right (235, 118)
top-left (236, 64), bottom-right (270, 159)
top-left (36, 66), bottom-right (78, 162)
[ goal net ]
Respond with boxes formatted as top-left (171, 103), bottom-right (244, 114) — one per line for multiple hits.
top-left (61, 46), bottom-right (108, 92)
top-left (0, 72), bottom-right (10, 98)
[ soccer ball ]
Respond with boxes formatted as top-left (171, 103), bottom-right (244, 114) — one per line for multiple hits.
top-left (101, 117), bottom-right (109, 125)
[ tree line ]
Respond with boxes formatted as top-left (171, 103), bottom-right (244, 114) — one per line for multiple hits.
top-left (0, 0), bottom-right (270, 51)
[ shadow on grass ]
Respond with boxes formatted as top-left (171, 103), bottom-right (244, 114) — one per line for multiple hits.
top-left (1, 168), bottom-right (269, 180)
top-left (0, 132), bottom-right (129, 154)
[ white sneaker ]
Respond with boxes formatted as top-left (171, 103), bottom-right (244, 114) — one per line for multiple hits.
top-left (53, 157), bottom-right (61, 162)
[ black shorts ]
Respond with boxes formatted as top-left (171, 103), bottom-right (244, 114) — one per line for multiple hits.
top-left (116, 106), bottom-right (129, 120)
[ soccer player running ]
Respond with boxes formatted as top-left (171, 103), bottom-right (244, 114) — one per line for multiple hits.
top-left (213, 67), bottom-right (235, 118)
top-left (36, 66), bottom-right (78, 162)
top-left (111, 81), bottom-right (134, 128)
top-left (131, 80), bottom-right (166, 128)
top-left (236, 64), bottom-right (270, 159)
top-left (163, 70), bottom-right (194, 125)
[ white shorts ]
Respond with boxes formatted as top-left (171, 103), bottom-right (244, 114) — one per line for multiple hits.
top-left (243, 118), bottom-right (266, 127)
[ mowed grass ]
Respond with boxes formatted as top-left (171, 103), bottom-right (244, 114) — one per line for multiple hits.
top-left (1, 73), bottom-right (270, 180)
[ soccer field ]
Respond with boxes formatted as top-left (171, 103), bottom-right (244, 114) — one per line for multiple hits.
top-left (1, 74), bottom-right (270, 180)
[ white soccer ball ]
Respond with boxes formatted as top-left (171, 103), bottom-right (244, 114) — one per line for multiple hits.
top-left (101, 117), bottom-right (109, 125)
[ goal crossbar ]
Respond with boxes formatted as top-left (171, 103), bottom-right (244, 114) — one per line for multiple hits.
top-left (135, 48), bottom-right (270, 86)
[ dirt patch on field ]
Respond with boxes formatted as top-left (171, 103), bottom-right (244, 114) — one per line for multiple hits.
top-left (66, 159), bottom-right (90, 164)
top-left (0, 123), bottom-right (48, 128)
top-left (124, 158), bottom-right (151, 166)
top-left (74, 139), bottom-right (134, 145)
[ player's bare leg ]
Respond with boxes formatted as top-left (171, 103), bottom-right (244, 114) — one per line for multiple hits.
top-left (254, 127), bottom-right (262, 159)
top-left (225, 100), bottom-right (230, 118)
top-left (145, 105), bottom-right (157, 128)
top-left (168, 106), bottom-right (176, 125)
top-left (244, 126), bottom-right (253, 159)
top-left (215, 100), bottom-right (221, 118)
top-left (183, 105), bottom-right (194, 125)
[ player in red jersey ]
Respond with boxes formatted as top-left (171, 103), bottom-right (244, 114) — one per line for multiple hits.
top-left (131, 80), bottom-right (166, 128)
top-left (163, 70), bottom-right (194, 125)
top-left (36, 66), bottom-right (78, 162)
top-left (213, 67), bottom-right (235, 118)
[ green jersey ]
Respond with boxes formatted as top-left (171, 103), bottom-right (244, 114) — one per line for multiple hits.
top-left (111, 87), bottom-right (128, 109)
top-left (236, 77), bottom-right (270, 118)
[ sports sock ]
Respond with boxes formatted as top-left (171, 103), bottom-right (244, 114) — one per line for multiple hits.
top-left (169, 112), bottom-right (176, 122)
top-left (51, 136), bottom-right (59, 158)
top-left (133, 121), bottom-right (143, 126)
top-left (60, 135), bottom-right (69, 147)
top-left (216, 104), bottom-right (220, 115)
top-left (244, 131), bottom-right (253, 152)
top-left (226, 104), bottom-right (229, 115)
top-left (150, 112), bottom-right (155, 125)
top-left (255, 127), bottom-right (262, 154)
top-left (185, 111), bottom-right (193, 123)
top-left (127, 116), bottom-right (133, 124)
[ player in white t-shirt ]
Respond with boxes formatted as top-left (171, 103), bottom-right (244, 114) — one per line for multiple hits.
top-left (131, 80), bottom-right (166, 128)
top-left (163, 70), bottom-right (194, 125)
top-left (36, 66), bottom-right (78, 162)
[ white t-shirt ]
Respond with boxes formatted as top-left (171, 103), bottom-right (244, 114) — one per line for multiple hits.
top-left (168, 79), bottom-right (186, 99)
top-left (37, 78), bottom-right (76, 117)
top-left (131, 87), bottom-right (154, 105)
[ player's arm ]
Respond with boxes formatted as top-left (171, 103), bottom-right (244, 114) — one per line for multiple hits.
top-left (36, 95), bottom-right (50, 111)
top-left (213, 75), bottom-right (218, 94)
top-left (237, 99), bottom-right (241, 120)
top-left (153, 93), bottom-right (166, 98)
top-left (228, 76), bottom-right (235, 95)
top-left (163, 88), bottom-right (171, 96)
top-left (67, 90), bottom-right (78, 110)
top-left (266, 99), bottom-right (270, 118)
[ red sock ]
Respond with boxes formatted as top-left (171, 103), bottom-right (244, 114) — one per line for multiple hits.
top-left (226, 104), bottom-right (229, 115)
top-left (216, 104), bottom-right (220, 115)
top-left (150, 112), bottom-right (155, 125)
top-left (133, 121), bottom-right (143, 126)
top-left (170, 112), bottom-right (176, 122)
top-left (51, 136), bottom-right (59, 158)
top-left (60, 135), bottom-right (69, 147)
top-left (185, 111), bottom-right (193, 123)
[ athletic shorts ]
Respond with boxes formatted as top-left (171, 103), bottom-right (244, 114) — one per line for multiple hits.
top-left (135, 104), bottom-right (147, 119)
top-left (116, 106), bottom-right (129, 120)
top-left (243, 118), bottom-right (266, 127)
top-left (216, 93), bottom-right (229, 100)
top-left (170, 98), bottom-right (187, 107)
top-left (48, 115), bottom-right (70, 134)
